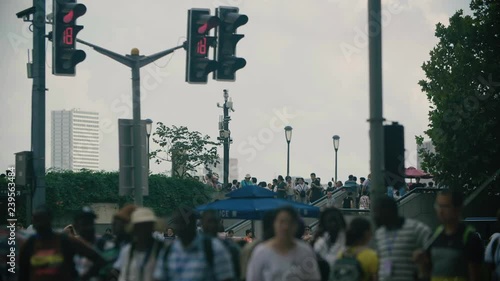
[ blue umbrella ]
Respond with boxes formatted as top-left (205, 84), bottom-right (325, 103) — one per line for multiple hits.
top-left (196, 198), bottom-right (320, 220)
top-left (225, 185), bottom-right (276, 198)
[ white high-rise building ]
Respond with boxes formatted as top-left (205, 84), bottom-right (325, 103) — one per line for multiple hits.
top-left (417, 140), bottom-right (435, 171)
top-left (51, 109), bottom-right (99, 171)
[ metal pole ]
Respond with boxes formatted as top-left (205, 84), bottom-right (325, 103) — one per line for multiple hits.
top-left (223, 102), bottom-right (230, 188)
top-left (334, 149), bottom-right (338, 183)
top-left (131, 61), bottom-right (143, 206)
top-left (368, 0), bottom-right (385, 207)
top-left (147, 135), bottom-right (150, 173)
top-left (286, 142), bottom-right (290, 177)
top-left (74, 40), bottom-right (183, 203)
top-left (31, 0), bottom-right (46, 209)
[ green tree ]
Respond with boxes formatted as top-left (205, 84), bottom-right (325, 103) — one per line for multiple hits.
top-left (417, 0), bottom-right (500, 192)
top-left (151, 123), bottom-right (221, 179)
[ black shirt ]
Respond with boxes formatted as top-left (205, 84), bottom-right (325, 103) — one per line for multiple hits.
top-left (428, 223), bottom-right (484, 278)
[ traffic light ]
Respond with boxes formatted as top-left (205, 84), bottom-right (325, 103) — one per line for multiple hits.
top-left (186, 9), bottom-right (220, 84)
top-left (384, 122), bottom-right (405, 189)
top-left (214, 7), bottom-right (248, 81)
top-left (52, 0), bottom-right (86, 76)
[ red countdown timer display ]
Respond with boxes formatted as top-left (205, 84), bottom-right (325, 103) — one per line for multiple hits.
top-left (197, 38), bottom-right (207, 55)
top-left (63, 27), bottom-right (74, 45)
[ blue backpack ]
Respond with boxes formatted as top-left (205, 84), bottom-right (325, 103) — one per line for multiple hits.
top-left (330, 249), bottom-right (363, 281)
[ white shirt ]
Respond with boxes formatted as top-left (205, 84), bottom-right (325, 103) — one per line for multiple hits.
top-left (313, 231), bottom-right (346, 267)
top-left (117, 243), bottom-right (159, 281)
top-left (295, 184), bottom-right (308, 192)
top-left (246, 239), bottom-right (321, 281)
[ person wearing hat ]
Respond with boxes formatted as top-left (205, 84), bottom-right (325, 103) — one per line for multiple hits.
top-left (241, 174), bottom-right (253, 187)
top-left (116, 207), bottom-right (162, 281)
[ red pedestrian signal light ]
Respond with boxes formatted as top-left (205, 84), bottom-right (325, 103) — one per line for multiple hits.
top-left (52, 0), bottom-right (86, 76)
top-left (186, 9), bottom-right (220, 84)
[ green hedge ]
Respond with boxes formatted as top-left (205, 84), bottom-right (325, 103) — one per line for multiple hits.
top-left (46, 170), bottom-right (214, 218)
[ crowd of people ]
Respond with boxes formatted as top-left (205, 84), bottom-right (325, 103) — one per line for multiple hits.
top-left (1, 189), bottom-right (499, 281)
top-left (207, 171), bottom-right (439, 211)
top-left (206, 172), bottom-right (374, 206)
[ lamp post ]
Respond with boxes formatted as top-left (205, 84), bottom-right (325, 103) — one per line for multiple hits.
top-left (284, 126), bottom-right (293, 177)
top-left (332, 135), bottom-right (340, 183)
top-left (145, 119), bottom-right (153, 173)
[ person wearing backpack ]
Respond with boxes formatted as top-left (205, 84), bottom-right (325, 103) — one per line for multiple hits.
top-left (153, 208), bottom-right (234, 281)
top-left (331, 217), bottom-right (378, 281)
top-left (200, 210), bottom-right (241, 281)
top-left (295, 178), bottom-right (309, 204)
top-left (116, 208), bottom-right (163, 281)
top-left (414, 190), bottom-right (484, 281)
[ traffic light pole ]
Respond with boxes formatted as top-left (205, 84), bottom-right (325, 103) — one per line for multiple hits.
top-left (77, 38), bottom-right (185, 206)
top-left (368, 0), bottom-right (386, 208)
top-left (31, 0), bottom-right (47, 211)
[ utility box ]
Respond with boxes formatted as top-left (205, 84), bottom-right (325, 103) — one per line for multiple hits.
top-left (384, 122), bottom-right (405, 189)
top-left (15, 151), bottom-right (33, 186)
top-left (118, 119), bottom-right (149, 196)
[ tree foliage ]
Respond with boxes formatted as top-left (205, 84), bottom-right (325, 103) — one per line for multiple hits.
top-left (417, 0), bottom-right (500, 191)
top-left (45, 170), bottom-right (214, 219)
top-left (151, 123), bottom-right (221, 179)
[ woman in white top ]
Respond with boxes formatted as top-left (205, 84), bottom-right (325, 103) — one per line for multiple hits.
top-left (246, 206), bottom-right (321, 281)
top-left (312, 207), bottom-right (347, 268)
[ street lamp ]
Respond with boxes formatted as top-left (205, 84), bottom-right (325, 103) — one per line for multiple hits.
top-left (145, 119), bottom-right (153, 173)
top-left (284, 126), bottom-right (293, 177)
top-left (332, 135), bottom-right (340, 183)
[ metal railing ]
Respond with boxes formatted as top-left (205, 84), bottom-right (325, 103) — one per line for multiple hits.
top-left (396, 187), bottom-right (441, 206)
top-left (224, 187), bottom-right (346, 232)
top-left (309, 209), bottom-right (371, 230)
top-left (225, 187), bottom-right (444, 233)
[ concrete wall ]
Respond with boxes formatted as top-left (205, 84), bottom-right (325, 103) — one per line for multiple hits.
top-left (52, 203), bottom-right (118, 235)
top-left (397, 192), bottom-right (439, 230)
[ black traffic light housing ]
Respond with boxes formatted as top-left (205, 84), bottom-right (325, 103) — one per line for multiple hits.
top-left (214, 7), bottom-right (248, 81)
top-left (186, 9), bottom-right (220, 84)
top-left (384, 122), bottom-right (405, 189)
top-left (52, 0), bottom-right (86, 76)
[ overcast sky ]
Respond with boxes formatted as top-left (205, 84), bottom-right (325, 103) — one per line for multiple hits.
top-left (1, 0), bottom-right (471, 182)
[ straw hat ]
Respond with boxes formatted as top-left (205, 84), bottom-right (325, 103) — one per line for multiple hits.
top-left (131, 208), bottom-right (157, 225)
top-left (126, 207), bottom-right (162, 233)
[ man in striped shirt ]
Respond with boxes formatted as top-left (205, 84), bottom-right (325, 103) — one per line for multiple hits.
top-left (373, 196), bottom-right (431, 281)
top-left (153, 208), bottom-right (235, 281)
